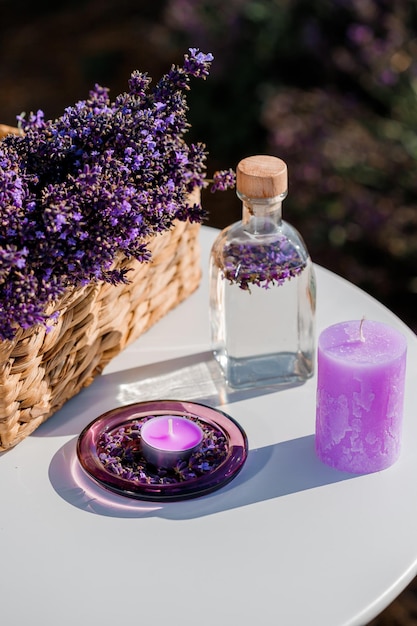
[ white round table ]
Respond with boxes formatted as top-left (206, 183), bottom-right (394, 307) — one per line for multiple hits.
top-left (1, 226), bottom-right (416, 626)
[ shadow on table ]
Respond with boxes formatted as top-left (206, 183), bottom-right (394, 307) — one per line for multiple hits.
top-left (49, 428), bottom-right (357, 520)
top-left (36, 350), bottom-right (306, 440)
top-left (44, 349), bottom-right (357, 518)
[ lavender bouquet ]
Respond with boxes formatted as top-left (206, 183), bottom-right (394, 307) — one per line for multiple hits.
top-left (0, 49), bottom-right (234, 341)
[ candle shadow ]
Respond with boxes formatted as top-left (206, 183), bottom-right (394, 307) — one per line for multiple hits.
top-left (48, 433), bottom-right (358, 519)
top-left (41, 349), bottom-right (356, 519)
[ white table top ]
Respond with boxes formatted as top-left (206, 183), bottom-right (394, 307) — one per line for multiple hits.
top-left (1, 225), bottom-right (416, 626)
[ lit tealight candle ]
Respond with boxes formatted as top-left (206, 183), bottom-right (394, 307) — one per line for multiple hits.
top-left (315, 319), bottom-right (407, 474)
top-left (140, 415), bottom-right (204, 468)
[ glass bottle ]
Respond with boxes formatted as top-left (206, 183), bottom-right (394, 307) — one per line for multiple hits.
top-left (209, 155), bottom-right (316, 389)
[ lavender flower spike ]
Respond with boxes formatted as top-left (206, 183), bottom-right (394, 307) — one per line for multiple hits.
top-left (0, 49), bottom-right (225, 340)
top-left (184, 48), bottom-right (214, 78)
top-left (210, 168), bottom-right (236, 193)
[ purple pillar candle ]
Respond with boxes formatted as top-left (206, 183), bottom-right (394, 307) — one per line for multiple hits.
top-left (141, 415), bottom-right (204, 468)
top-left (315, 320), bottom-right (407, 474)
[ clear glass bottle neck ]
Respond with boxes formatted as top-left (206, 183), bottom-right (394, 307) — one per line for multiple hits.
top-left (237, 190), bottom-right (287, 234)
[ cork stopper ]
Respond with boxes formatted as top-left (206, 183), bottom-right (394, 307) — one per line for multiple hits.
top-left (236, 155), bottom-right (288, 199)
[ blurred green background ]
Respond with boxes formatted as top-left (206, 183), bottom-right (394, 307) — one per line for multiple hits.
top-left (1, 0), bottom-right (416, 336)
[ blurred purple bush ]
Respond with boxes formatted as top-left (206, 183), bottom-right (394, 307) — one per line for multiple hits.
top-left (163, 0), bottom-right (417, 330)
top-left (0, 0), bottom-right (415, 328)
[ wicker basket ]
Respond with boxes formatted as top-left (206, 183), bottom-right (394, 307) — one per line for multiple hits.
top-left (0, 124), bottom-right (201, 450)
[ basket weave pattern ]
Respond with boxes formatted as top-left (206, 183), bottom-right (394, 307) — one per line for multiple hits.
top-left (0, 125), bottom-right (201, 450)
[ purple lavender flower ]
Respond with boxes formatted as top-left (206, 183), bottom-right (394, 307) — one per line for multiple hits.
top-left (0, 49), bottom-right (225, 340)
top-left (210, 168), bottom-right (236, 193)
top-left (183, 48), bottom-right (214, 78)
top-left (96, 417), bottom-right (227, 485)
top-left (220, 239), bottom-right (306, 291)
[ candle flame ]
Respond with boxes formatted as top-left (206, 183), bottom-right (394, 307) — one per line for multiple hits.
top-left (168, 417), bottom-right (174, 437)
top-left (359, 317), bottom-right (366, 342)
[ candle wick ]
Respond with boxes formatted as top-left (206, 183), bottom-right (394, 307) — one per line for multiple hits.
top-left (359, 317), bottom-right (365, 342)
top-left (168, 418), bottom-right (174, 437)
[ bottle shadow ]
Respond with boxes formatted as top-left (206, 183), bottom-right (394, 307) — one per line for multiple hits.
top-left (34, 350), bottom-right (305, 439)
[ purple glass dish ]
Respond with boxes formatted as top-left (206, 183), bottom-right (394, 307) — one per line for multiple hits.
top-left (76, 399), bottom-right (248, 501)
